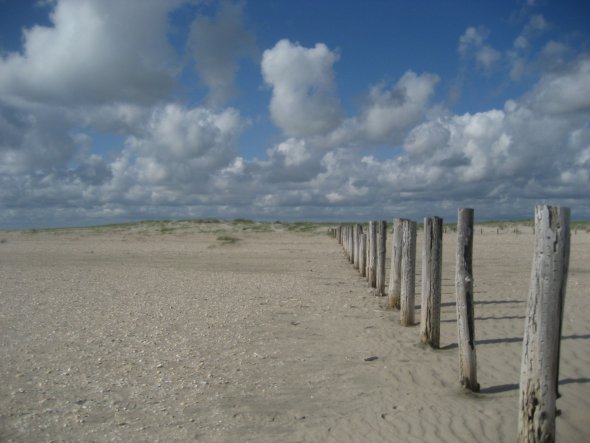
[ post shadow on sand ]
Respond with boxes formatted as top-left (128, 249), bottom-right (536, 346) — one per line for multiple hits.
top-left (474, 299), bottom-right (526, 305)
top-left (441, 333), bottom-right (590, 350)
top-left (440, 337), bottom-right (522, 349)
top-left (479, 377), bottom-right (590, 395)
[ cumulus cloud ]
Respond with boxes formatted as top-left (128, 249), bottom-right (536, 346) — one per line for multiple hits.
top-left (1, 1), bottom-right (589, 227)
top-left (111, 104), bottom-right (244, 192)
top-left (261, 39), bottom-right (342, 137)
top-left (359, 71), bottom-right (439, 144)
top-left (188, 0), bottom-right (257, 108)
top-left (0, 0), bottom-right (181, 107)
top-left (527, 55), bottom-right (590, 115)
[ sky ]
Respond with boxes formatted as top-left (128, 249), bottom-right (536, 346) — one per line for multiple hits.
top-left (0, 0), bottom-right (589, 228)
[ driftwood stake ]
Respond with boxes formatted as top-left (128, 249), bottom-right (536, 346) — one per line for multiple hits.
top-left (349, 225), bottom-right (354, 264)
top-left (368, 221), bottom-right (377, 288)
top-left (400, 219), bottom-right (417, 326)
top-left (355, 224), bottom-right (363, 270)
top-left (517, 205), bottom-right (570, 443)
top-left (376, 221), bottom-right (387, 296)
top-left (359, 233), bottom-right (367, 278)
top-left (455, 208), bottom-right (479, 391)
top-left (420, 216), bottom-right (443, 348)
top-left (353, 224), bottom-right (359, 269)
top-left (388, 218), bottom-right (403, 309)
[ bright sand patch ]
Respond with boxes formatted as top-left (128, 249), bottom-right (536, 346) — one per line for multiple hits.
top-left (1, 223), bottom-right (589, 442)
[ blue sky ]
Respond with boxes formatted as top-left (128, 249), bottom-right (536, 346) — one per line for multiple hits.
top-left (0, 0), bottom-right (589, 228)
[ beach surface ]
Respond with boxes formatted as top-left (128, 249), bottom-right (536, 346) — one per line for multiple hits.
top-left (1, 221), bottom-right (589, 442)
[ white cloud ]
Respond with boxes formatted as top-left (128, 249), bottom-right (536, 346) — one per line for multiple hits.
top-left (527, 55), bottom-right (590, 115)
top-left (360, 71), bottom-right (439, 144)
top-left (115, 104), bottom-right (244, 189)
top-left (188, 0), bottom-right (257, 108)
top-left (458, 26), bottom-right (501, 72)
top-left (261, 39), bottom-right (342, 137)
top-left (273, 138), bottom-right (311, 167)
top-left (0, 0), bottom-right (181, 107)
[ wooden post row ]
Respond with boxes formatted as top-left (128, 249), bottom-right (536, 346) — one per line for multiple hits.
top-left (517, 205), bottom-right (570, 443)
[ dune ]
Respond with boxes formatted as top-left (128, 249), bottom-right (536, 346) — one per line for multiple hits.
top-left (1, 221), bottom-right (589, 442)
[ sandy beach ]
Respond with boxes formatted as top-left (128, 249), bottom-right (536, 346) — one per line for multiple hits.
top-left (1, 221), bottom-right (589, 442)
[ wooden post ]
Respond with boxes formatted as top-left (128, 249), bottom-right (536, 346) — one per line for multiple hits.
top-left (368, 221), bottom-right (377, 288)
top-left (342, 226), bottom-right (348, 257)
top-left (365, 224), bottom-right (370, 280)
top-left (352, 224), bottom-right (359, 269)
top-left (420, 217), bottom-right (443, 348)
top-left (354, 224), bottom-right (362, 270)
top-left (376, 221), bottom-right (387, 296)
top-left (359, 233), bottom-right (367, 278)
top-left (517, 206), bottom-right (570, 443)
top-left (455, 208), bottom-right (479, 391)
top-left (388, 218), bottom-right (403, 309)
top-left (400, 219), bottom-right (417, 326)
top-left (349, 225), bottom-right (355, 264)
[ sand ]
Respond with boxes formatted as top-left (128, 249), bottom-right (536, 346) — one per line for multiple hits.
top-left (1, 222), bottom-right (589, 442)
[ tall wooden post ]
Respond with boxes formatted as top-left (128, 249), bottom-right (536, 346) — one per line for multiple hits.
top-left (517, 206), bottom-right (570, 443)
top-left (388, 218), bottom-right (403, 309)
top-left (359, 233), bottom-right (367, 278)
top-left (368, 221), bottom-right (377, 288)
top-left (420, 217), bottom-right (443, 348)
top-left (400, 219), bottom-right (417, 326)
top-left (455, 208), bottom-right (479, 391)
top-left (376, 220), bottom-right (387, 296)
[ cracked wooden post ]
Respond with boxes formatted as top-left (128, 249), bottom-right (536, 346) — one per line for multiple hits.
top-left (455, 208), bottom-right (479, 392)
top-left (400, 219), bottom-right (417, 326)
top-left (517, 205), bottom-right (570, 443)
top-left (376, 220), bottom-right (387, 296)
top-left (420, 216), bottom-right (443, 348)
top-left (368, 221), bottom-right (377, 288)
top-left (388, 218), bottom-right (403, 309)
top-left (359, 233), bottom-right (367, 278)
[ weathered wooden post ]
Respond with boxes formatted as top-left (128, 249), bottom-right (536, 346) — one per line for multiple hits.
top-left (365, 224), bottom-right (371, 280)
top-left (455, 208), bottom-right (479, 391)
top-left (359, 233), bottom-right (367, 278)
top-left (345, 226), bottom-right (350, 258)
top-left (376, 220), bottom-right (387, 296)
top-left (352, 224), bottom-right (359, 269)
top-left (354, 224), bottom-right (363, 270)
top-left (349, 225), bottom-right (355, 264)
top-left (368, 221), bottom-right (377, 288)
top-left (517, 206), bottom-right (570, 443)
top-left (400, 219), bottom-right (417, 326)
top-left (342, 226), bottom-right (348, 258)
top-left (388, 218), bottom-right (403, 309)
top-left (420, 216), bottom-right (443, 348)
